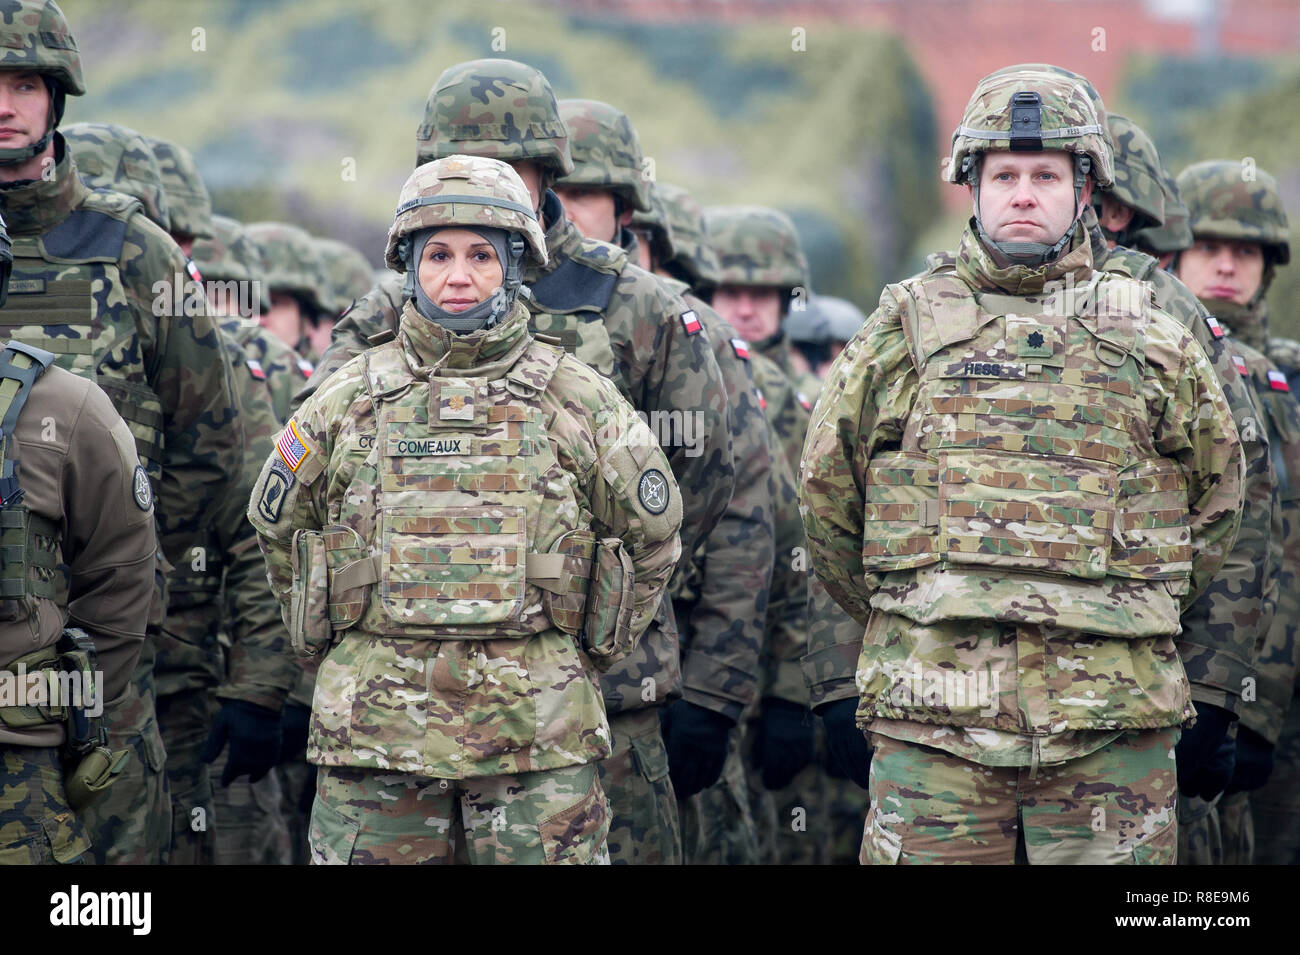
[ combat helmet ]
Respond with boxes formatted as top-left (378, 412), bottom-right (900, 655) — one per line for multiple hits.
top-left (387, 154), bottom-right (546, 332)
top-left (191, 215), bottom-right (270, 314)
top-left (1096, 113), bottom-right (1165, 244)
top-left (1177, 160), bottom-right (1290, 266)
top-left (245, 221), bottom-right (330, 319)
top-left (629, 182), bottom-right (676, 270)
top-left (704, 205), bottom-right (809, 305)
top-left (1132, 163), bottom-right (1194, 255)
top-left (0, 0), bottom-right (84, 165)
top-left (656, 183), bottom-right (722, 290)
top-left (415, 58), bottom-right (573, 195)
top-left (62, 122), bottom-right (170, 231)
top-left (312, 237), bottom-right (372, 318)
top-left (946, 66), bottom-right (1113, 265)
top-left (555, 99), bottom-right (651, 213)
top-left (145, 135), bottom-right (214, 242)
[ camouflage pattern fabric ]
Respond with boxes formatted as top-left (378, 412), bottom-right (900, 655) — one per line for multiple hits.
top-left (1251, 685), bottom-right (1300, 863)
top-left (0, 1), bottom-right (84, 97)
top-left (1177, 793), bottom-right (1224, 865)
top-left (0, 746), bottom-right (89, 864)
top-left (705, 205), bottom-right (809, 294)
top-left (1100, 113), bottom-right (1165, 232)
top-left (598, 708), bottom-right (681, 865)
top-left (155, 686), bottom-right (216, 864)
top-left (144, 135), bottom-right (213, 241)
top-left (249, 302), bottom-right (682, 779)
top-left (210, 736), bottom-right (292, 865)
top-left (1217, 789), bottom-right (1255, 865)
top-left (1177, 161), bottom-right (1290, 265)
top-left (656, 182), bottom-right (723, 290)
top-left (679, 729), bottom-right (760, 865)
top-left (862, 729), bottom-right (1179, 864)
top-left (801, 222), bottom-right (1242, 768)
top-left (311, 761), bottom-right (608, 865)
top-left (556, 98), bottom-right (652, 211)
top-left (191, 213), bottom-right (271, 314)
top-left (1133, 162), bottom-right (1194, 255)
top-left (312, 237), bottom-right (373, 319)
top-left (246, 221), bottom-right (330, 317)
top-left (63, 122), bottom-right (171, 231)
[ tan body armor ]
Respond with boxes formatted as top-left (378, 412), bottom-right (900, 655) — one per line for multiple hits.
top-left (863, 270), bottom-right (1194, 639)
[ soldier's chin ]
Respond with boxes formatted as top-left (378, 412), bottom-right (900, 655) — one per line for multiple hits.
top-left (992, 223), bottom-right (1050, 243)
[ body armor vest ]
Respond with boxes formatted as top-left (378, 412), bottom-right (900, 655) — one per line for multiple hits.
top-left (313, 335), bottom-right (618, 643)
top-left (864, 270), bottom-right (1194, 639)
top-left (2, 191), bottom-right (166, 487)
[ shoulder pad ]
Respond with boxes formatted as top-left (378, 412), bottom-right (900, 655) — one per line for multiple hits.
top-left (507, 339), bottom-right (563, 394)
top-left (528, 254), bottom-right (620, 314)
top-left (41, 205), bottom-right (131, 263)
top-left (367, 329), bottom-right (397, 346)
top-left (572, 236), bottom-right (628, 274)
top-left (362, 340), bottom-right (412, 397)
top-left (925, 250), bottom-right (958, 274)
top-left (78, 187), bottom-right (142, 221)
top-left (1101, 245), bottom-right (1157, 281)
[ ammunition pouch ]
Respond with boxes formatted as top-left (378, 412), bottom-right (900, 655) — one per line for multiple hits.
top-left (539, 530), bottom-right (635, 670)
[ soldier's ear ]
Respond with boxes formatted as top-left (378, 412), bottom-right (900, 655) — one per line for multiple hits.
top-left (1079, 177), bottom-right (1094, 209)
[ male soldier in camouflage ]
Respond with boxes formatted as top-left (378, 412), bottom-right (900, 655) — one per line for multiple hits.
top-left (553, 101), bottom-right (772, 861)
top-left (63, 122), bottom-right (172, 231)
top-left (249, 155), bottom-right (682, 864)
top-left (0, 0), bottom-right (247, 864)
top-left (1092, 114), bottom-right (1165, 252)
top-left (247, 221), bottom-right (329, 369)
top-left (1133, 166), bottom-right (1194, 271)
top-left (1174, 160), bottom-right (1300, 865)
top-left (0, 207), bottom-right (157, 864)
top-left (802, 68), bottom-right (1244, 864)
top-left (310, 236), bottom-right (372, 361)
top-left (301, 58), bottom-right (734, 865)
top-left (145, 135), bottom-right (212, 258)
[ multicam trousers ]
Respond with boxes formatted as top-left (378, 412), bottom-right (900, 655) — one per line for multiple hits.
top-left (0, 745), bottom-right (89, 864)
top-left (309, 761), bottom-right (609, 865)
top-left (598, 707), bottom-right (682, 864)
top-left (862, 729), bottom-right (1180, 864)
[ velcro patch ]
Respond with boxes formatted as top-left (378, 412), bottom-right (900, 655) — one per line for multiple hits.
top-left (247, 358), bottom-right (266, 380)
top-left (941, 360), bottom-right (1027, 380)
top-left (1269, 369), bottom-right (1290, 392)
top-left (186, 259), bottom-right (204, 284)
top-left (389, 436), bottom-right (467, 456)
top-left (796, 391), bottom-right (812, 411)
top-left (1233, 354), bottom-right (1248, 376)
top-left (680, 310), bottom-right (702, 335)
top-left (730, 337), bottom-right (750, 360)
top-left (276, 419), bottom-right (312, 472)
top-left (132, 466), bottom-right (153, 512)
top-left (297, 357), bottom-right (314, 378)
top-left (638, 468), bottom-right (670, 514)
top-left (1205, 314), bottom-right (1225, 339)
top-left (257, 458), bottom-right (293, 524)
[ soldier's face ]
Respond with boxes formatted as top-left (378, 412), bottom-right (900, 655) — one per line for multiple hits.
top-left (263, 293), bottom-right (306, 349)
top-left (1176, 239), bottom-right (1266, 305)
top-left (554, 186), bottom-right (632, 244)
top-left (972, 152), bottom-right (1090, 246)
top-left (306, 317), bottom-right (334, 360)
top-left (510, 160), bottom-right (543, 211)
top-left (1095, 194), bottom-right (1135, 248)
top-left (416, 228), bottom-right (504, 312)
top-left (712, 285), bottom-right (783, 343)
top-left (0, 71), bottom-right (50, 151)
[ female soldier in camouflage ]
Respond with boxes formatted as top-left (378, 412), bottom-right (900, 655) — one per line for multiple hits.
top-left (247, 155), bottom-right (682, 865)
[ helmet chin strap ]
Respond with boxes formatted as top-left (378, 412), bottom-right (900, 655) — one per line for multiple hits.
top-left (968, 153), bottom-right (1092, 266)
top-left (402, 228), bottom-right (527, 333)
top-left (0, 78), bottom-right (59, 168)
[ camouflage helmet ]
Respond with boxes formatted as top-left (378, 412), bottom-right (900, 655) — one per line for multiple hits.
top-left (704, 205), bottom-right (809, 294)
top-left (312, 237), bottom-right (373, 318)
top-left (1177, 160), bottom-right (1290, 265)
top-left (415, 58), bottom-right (573, 179)
top-left (1100, 113), bottom-right (1165, 233)
top-left (245, 221), bottom-right (330, 318)
top-left (0, 1), bottom-right (84, 98)
top-left (144, 136), bottom-right (213, 241)
top-left (781, 294), bottom-right (829, 344)
top-left (629, 181), bottom-right (676, 267)
top-left (1132, 164), bottom-right (1194, 255)
top-left (985, 64), bottom-right (1112, 154)
top-left (657, 183), bottom-right (721, 289)
top-left (555, 99), bottom-right (651, 212)
top-left (945, 67), bottom-right (1113, 189)
top-left (62, 122), bottom-right (171, 231)
top-left (191, 215), bottom-right (270, 315)
top-left (817, 295), bottom-right (867, 343)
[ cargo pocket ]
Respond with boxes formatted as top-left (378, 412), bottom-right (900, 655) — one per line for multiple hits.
top-left (539, 776), bottom-right (610, 864)
top-left (1111, 460), bottom-right (1192, 591)
top-left (323, 524), bottom-right (371, 631)
top-left (380, 505), bottom-right (526, 629)
top-left (308, 799), bottom-right (360, 866)
top-left (289, 529), bottom-right (331, 655)
top-left (859, 805), bottom-right (902, 865)
top-left (861, 452), bottom-right (940, 572)
top-left (42, 808), bottom-right (91, 864)
top-left (1131, 816), bottom-right (1178, 865)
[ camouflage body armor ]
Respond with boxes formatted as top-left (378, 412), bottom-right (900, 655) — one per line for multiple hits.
top-left (865, 269), bottom-right (1194, 639)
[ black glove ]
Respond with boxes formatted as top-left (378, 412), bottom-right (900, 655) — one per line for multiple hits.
top-left (1175, 701), bottom-right (1235, 801)
top-left (280, 702), bottom-right (311, 764)
top-left (818, 698), bottom-right (872, 791)
top-left (200, 700), bottom-right (282, 786)
top-left (1226, 725), bottom-right (1275, 794)
top-left (754, 698), bottom-right (815, 791)
top-left (661, 700), bottom-right (733, 799)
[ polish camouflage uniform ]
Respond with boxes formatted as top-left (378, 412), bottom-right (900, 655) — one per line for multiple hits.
top-left (248, 155), bottom-right (683, 864)
top-left (557, 101), bottom-right (771, 862)
top-left (246, 221), bottom-right (329, 366)
top-left (143, 136), bottom-right (213, 246)
top-left (1176, 160), bottom-right (1300, 866)
top-left (801, 70), bottom-right (1244, 864)
top-left (63, 123), bottom-right (171, 232)
top-left (0, 4), bottom-right (246, 864)
top-left (312, 237), bottom-right (373, 321)
top-left (298, 59), bottom-right (734, 865)
top-left (627, 178), bottom-right (774, 864)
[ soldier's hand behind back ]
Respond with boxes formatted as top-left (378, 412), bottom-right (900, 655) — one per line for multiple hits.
top-left (1175, 701), bottom-right (1235, 800)
top-left (200, 699), bottom-right (283, 786)
top-left (818, 698), bottom-right (873, 791)
top-left (661, 699), bottom-right (733, 799)
top-left (755, 698), bottom-right (814, 790)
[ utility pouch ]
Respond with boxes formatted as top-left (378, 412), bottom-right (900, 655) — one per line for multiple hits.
top-left (289, 529), bottom-right (331, 655)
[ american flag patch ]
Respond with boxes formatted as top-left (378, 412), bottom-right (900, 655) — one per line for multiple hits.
top-left (276, 420), bottom-right (310, 471)
top-left (1269, 370), bottom-right (1290, 392)
top-left (186, 259), bottom-right (203, 284)
top-left (1233, 354), bottom-right (1248, 376)
top-left (247, 358), bottom-right (266, 380)
top-left (1205, 314), bottom-right (1225, 339)
top-left (297, 357), bottom-right (314, 378)
top-left (680, 310), bottom-right (702, 335)
top-left (730, 337), bottom-right (750, 360)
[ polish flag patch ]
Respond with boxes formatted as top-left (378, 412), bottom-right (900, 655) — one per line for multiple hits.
top-left (247, 358), bottom-right (266, 380)
top-left (730, 337), bottom-right (750, 360)
top-left (1232, 354), bottom-right (1248, 376)
top-left (1205, 314), bottom-right (1225, 339)
top-left (757, 390), bottom-right (767, 411)
top-left (1268, 370), bottom-right (1290, 392)
top-left (680, 309), bottom-right (702, 335)
top-left (797, 391), bottom-right (812, 411)
top-left (186, 259), bottom-right (203, 284)
top-left (296, 357), bottom-right (314, 378)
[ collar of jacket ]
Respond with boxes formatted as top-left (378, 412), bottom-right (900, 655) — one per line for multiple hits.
top-left (956, 216), bottom-right (1093, 295)
top-left (0, 135), bottom-right (87, 236)
top-left (527, 189), bottom-right (583, 284)
top-left (398, 298), bottom-right (533, 376)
